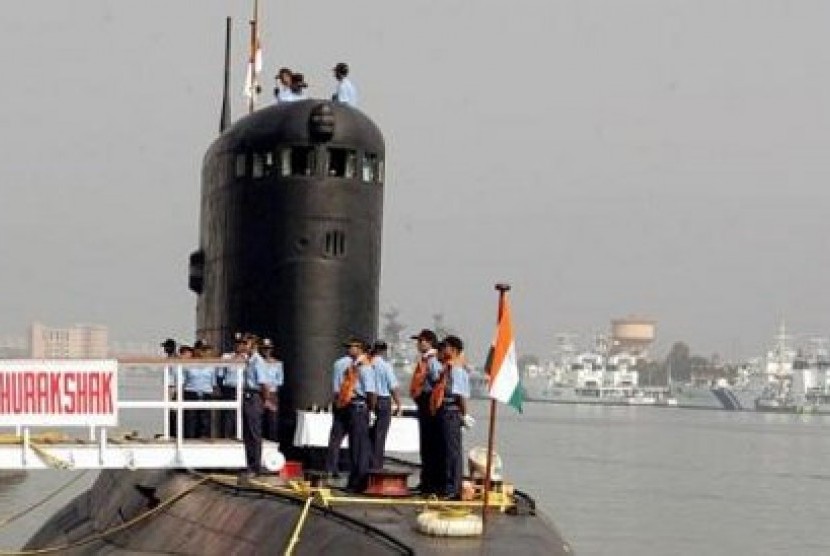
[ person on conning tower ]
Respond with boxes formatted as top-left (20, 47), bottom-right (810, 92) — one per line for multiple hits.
top-left (287, 73), bottom-right (308, 101)
top-left (273, 67), bottom-right (295, 102)
top-left (332, 62), bottom-right (358, 107)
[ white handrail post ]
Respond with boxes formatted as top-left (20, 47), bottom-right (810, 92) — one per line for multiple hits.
top-left (176, 364), bottom-right (184, 460)
top-left (22, 427), bottom-right (29, 467)
top-left (163, 362), bottom-right (171, 439)
top-left (236, 366), bottom-right (243, 440)
top-left (99, 427), bottom-right (107, 466)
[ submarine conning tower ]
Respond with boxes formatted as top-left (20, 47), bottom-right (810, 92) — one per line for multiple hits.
top-left (190, 99), bottom-right (385, 416)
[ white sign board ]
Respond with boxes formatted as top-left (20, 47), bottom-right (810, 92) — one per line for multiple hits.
top-left (0, 360), bottom-right (118, 426)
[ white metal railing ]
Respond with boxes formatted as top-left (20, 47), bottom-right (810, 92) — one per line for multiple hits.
top-left (0, 358), bottom-right (268, 470)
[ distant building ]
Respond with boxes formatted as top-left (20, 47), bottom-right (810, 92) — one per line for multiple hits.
top-left (610, 316), bottom-right (656, 360)
top-left (0, 336), bottom-right (27, 358)
top-left (29, 322), bottom-right (109, 359)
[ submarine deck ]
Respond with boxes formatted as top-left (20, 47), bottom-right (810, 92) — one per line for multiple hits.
top-left (24, 467), bottom-right (573, 555)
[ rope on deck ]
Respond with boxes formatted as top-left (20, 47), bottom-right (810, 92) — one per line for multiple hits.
top-left (0, 477), bottom-right (210, 555)
top-left (0, 471), bottom-right (89, 529)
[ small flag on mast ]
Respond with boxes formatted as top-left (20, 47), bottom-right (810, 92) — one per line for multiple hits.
top-left (484, 294), bottom-right (522, 412)
top-left (243, 38), bottom-right (262, 99)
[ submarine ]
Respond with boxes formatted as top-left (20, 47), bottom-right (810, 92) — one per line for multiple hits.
top-left (189, 98), bottom-right (384, 438)
top-left (21, 22), bottom-right (573, 556)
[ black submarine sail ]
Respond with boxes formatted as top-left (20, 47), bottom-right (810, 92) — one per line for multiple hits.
top-left (189, 81), bottom-right (384, 421)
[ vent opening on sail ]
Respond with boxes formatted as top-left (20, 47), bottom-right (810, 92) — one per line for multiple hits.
top-left (323, 231), bottom-right (346, 258)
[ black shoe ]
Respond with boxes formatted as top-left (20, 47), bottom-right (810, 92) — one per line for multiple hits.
top-left (237, 471), bottom-right (253, 487)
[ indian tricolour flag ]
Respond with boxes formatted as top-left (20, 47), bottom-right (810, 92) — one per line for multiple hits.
top-left (484, 295), bottom-right (522, 412)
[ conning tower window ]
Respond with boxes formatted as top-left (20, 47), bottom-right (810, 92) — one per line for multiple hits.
top-left (362, 153), bottom-right (383, 183)
top-left (234, 153), bottom-right (247, 178)
top-left (252, 152), bottom-right (277, 179)
top-left (323, 230), bottom-right (347, 258)
top-left (327, 149), bottom-right (357, 178)
top-left (280, 147), bottom-right (317, 177)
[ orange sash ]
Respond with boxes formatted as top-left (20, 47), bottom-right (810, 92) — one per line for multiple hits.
top-left (409, 358), bottom-right (428, 399)
top-left (337, 365), bottom-right (358, 408)
top-left (429, 364), bottom-right (450, 415)
top-left (337, 355), bottom-right (369, 408)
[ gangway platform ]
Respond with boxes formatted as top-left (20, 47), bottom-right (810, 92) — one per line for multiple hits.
top-left (0, 358), bottom-right (284, 471)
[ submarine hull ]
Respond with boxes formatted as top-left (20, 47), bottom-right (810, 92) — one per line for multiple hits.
top-left (25, 467), bottom-right (572, 555)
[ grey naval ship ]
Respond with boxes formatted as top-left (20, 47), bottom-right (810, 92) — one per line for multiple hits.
top-left (22, 23), bottom-right (572, 556)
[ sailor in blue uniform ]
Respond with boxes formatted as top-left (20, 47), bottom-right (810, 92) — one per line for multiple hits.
top-left (326, 338), bottom-right (362, 477)
top-left (219, 332), bottom-right (248, 438)
top-left (332, 62), bottom-right (358, 107)
top-left (259, 338), bottom-right (283, 442)
top-left (369, 340), bottom-right (402, 470)
top-left (274, 68), bottom-right (295, 102)
top-left (183, 343), bottom-right (217, 439)
top-left (161, 338), bottom-right (178, 436)
top-left (337, 340), bottom-right (376, 492)
top-left (435, 335), bottom-right (471, 499)
top-left (409, 329), bottom-right (442, 494)
top-left (240, 335), bottom-right (268, 484)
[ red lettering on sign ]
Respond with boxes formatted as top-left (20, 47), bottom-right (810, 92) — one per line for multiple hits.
top-left (101, 372), bottom-right (113, 413)
top-left (64, 373), bottom-right (76, 413)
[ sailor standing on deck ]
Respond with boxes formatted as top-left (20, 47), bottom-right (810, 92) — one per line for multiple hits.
top-left (432, 336), bottom-right (472, 499)
top-left (369, 340), bottom-right (402, 470)
top-left (259, 338), bottom-right (283, 442)
top-left (239, 335), bottom-right (268, 485)
top-left (161, 338), bottom-right (178, 437)
top-left (219, 333), bottom-right (248, 438)
top-left (409, 329), bottom-right (442, 494)
top-left (326, 338), bottom-right (363, 477)
top-left (336, 339), bottom-right (376, 492)
top-left (183, 343), bottom-right (217, 439)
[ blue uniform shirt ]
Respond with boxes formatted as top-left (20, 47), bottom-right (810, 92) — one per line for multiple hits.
top-left (448, 364), bottom-right (471, 399)
top-left (354, 362), bottom-right (376, 399)
top-left (220, 353), bottom-right (246, 387)
top-left (332, 355), bottom-right (352, 393)
top-left (334, 78), bottom-right (358, 107)
top-left (263, 360), bottom-right (284, 390)
top-left (183, 366), bottom-right (216, 394)
top-left (244, 352), bottom-right (269, 390)
top-left (420, 354), bottom-right (443, 394)
top-left (373, 356), bottom-right (398, 397)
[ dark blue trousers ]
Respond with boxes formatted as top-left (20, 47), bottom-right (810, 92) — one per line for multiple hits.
top-left (417, 392), bottom-right (444, 493)
top-left (370, 397), bottom-right (392, 470)
top-left (347, 404), bottom-right (371, 492)
top-left (242, 393), bottom-right (263, 473)
top-left (440, 407), bottom-right (462, 498)
top-left (262, 408), bottom-right (278, 442)
top-left (183, 391), bottom-right (212, 439)
top-left (220, 385), bottom-right (238, 438)
top-left (326, 406), bottom-right (349, 475)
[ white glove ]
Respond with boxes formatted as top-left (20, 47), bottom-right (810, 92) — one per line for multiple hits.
top-left (369, 411), bottom-right (377, 427)
top-left (462, 414), bottom-right (476, 429)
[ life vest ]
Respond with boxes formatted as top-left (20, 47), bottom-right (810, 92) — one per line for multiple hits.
top-left (336, 355), bottom-right (367, 408)
top-left (410, 350), bottom-right (436, 399)
top-left (430, 363), bottom-right (451, 415)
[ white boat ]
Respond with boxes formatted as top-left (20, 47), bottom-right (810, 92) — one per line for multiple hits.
top-left (522, 334), bottom-right (667, 407)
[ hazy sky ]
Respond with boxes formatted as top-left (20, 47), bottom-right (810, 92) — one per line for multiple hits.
top-left (2, 1), bottom-right (830, 361)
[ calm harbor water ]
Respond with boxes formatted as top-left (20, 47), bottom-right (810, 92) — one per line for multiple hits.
top-left (2, 397), bottom-right (830, 554)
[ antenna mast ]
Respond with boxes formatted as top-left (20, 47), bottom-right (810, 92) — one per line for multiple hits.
top-left (220, 17), bottom-right (232, 133)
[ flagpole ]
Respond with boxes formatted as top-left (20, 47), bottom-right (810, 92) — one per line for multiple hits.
top-left (248, 0), bottom-right (260, 114)
top-left (482, 282), bottom-right (510, 529)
